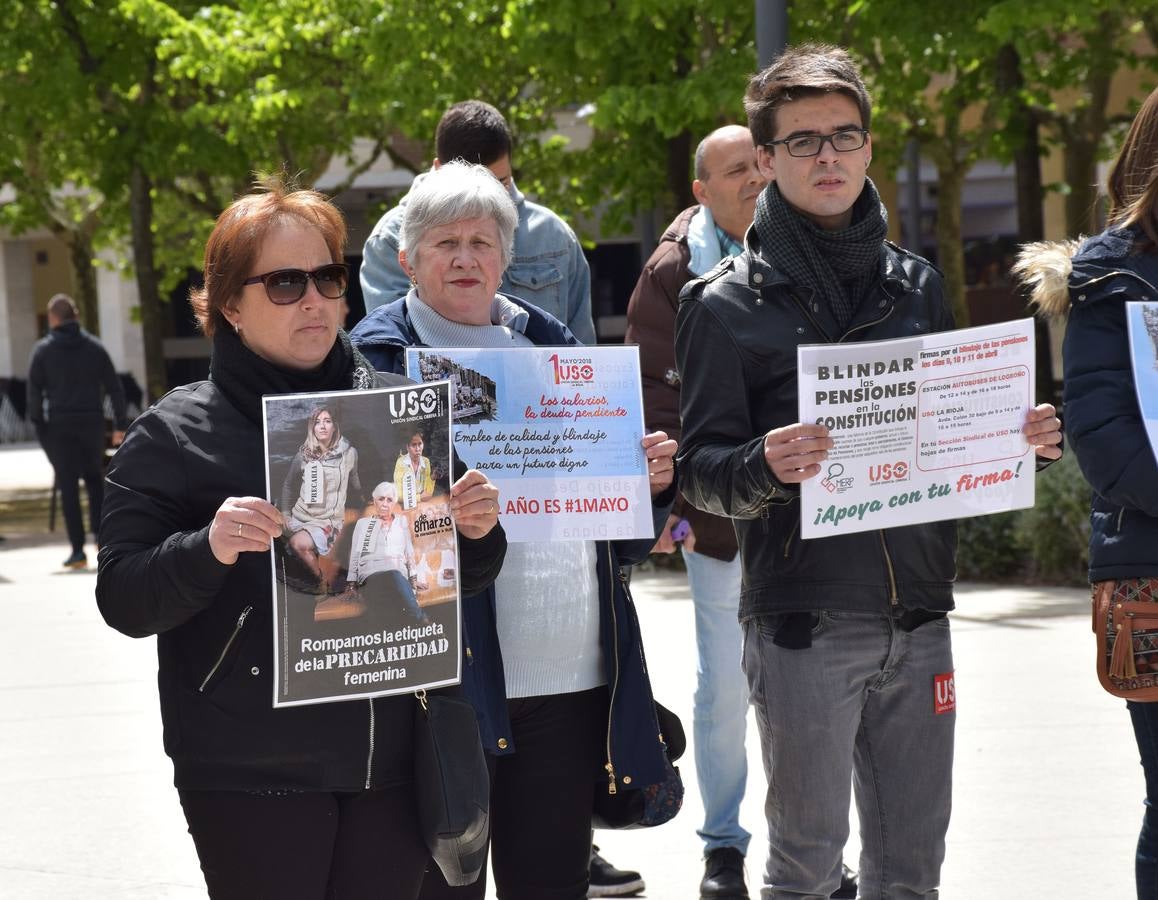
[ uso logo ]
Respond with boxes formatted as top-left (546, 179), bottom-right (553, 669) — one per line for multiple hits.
top-left (388, 387), bottom-right (440, 419)
top-left (868, 461), bottom-right (909, 483)
top-left (549, 353), bottom-right (595, 385)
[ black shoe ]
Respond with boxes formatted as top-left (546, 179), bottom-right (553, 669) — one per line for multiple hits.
top-left (63, 550), bottom-right (87, 569)
top-left (700, 846), bottom-right (748, 899)
top-left (833, 863), bottom-right (858, 899)
top-left (588, 845), bottom-right (645, 897)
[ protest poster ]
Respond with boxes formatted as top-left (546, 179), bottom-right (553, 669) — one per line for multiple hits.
top-left (1127, 301), bottom-right (1158, 468)
top-left (799, 319), bottom-right (1037, 539)
top-left (263, 382), bottom-right (459, 707)
top-left (404, 346), bottom-right (652, 542)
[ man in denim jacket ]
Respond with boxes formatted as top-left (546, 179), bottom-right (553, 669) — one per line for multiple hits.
top-left (360, 100), bottom-right (595, 345)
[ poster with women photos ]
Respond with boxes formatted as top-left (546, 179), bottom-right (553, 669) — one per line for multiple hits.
top-left (1127, 301), bottom-right (1158, 468)
top-left (262, 382), bottom-right (460, 707)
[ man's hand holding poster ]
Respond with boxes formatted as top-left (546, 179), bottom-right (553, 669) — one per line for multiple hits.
top-left (405, 346), bottom-right (652, 542)
top-left (263, 382), bottom-right (459, 707)
top-left (799, 319), bottom-right (1037, 538)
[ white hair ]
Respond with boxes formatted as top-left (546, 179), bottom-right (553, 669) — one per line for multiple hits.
top-left (372, 482), bottom-right (397, 501)
top-left (400, 160), bottom-right (518, 269)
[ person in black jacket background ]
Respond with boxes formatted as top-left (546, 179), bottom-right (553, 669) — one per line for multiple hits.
top-left (27, 293), bottom-right (128, 569)
top-left (96, 178), bottom-right (505, 899)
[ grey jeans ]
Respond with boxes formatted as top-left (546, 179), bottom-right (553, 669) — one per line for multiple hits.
top-left (743, 610), bottom-right (955, 900)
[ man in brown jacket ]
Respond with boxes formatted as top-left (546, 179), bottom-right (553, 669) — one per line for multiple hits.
top-left (626, 125), bottom-right (763, 900)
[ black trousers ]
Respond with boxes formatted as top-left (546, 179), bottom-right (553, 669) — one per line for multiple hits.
top-left (40, 421), bottom-right (104, 553)
top-left (178, 785), bottom-right (429, 899)
top-left (420, 686), bottom-right (609, 900)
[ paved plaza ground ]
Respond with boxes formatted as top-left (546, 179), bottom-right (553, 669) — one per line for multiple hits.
top-left (0, 441), bottom-right (1141, 898)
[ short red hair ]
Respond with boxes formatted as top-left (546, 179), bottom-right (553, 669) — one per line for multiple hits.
top-left (190, 176), bottom-right (346, 336)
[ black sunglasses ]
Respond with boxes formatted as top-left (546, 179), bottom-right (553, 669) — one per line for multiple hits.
top-left (242, 263), bottom-right (349, 305)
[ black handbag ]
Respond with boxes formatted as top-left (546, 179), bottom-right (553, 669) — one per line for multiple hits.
top-left (591, 702), bottom-right (686, 829)
top-left (412, 690), bottom-right (491, 886)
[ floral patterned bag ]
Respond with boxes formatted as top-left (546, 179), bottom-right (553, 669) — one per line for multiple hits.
top-left (1094, 578), bottom-right (1158, 701)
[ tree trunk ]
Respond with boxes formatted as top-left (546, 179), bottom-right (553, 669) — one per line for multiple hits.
top-left (1064, 136), bottom-right (1101, 238)
top-left (129, 165), bottom-right (167, 402)
top-left (934, 162), bottom-right (969, 328)
top-left (1018, 126), bottom-right (1059, 407)
top-left (997, 43), bottom-right (1056, 405)
top-left (665, 130), bottom-right (694, 222)
top-left (1063, 17), bottom-right (1115, 237)
top-left (65, 229), bottom-right (100, 335)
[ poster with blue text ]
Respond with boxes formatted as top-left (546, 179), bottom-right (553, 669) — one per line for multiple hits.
top-left (405, 346), bottom-right (651, 542)
top-left (798, 319), bottom-right (1037, 538)
top-left (1127, 302), bottom-right (1158, 469)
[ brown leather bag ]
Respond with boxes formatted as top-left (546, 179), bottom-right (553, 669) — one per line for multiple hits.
top-left (1094, 578), bottom-right (1158, 701)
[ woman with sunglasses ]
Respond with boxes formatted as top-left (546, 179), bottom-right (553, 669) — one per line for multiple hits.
top-left (281, 404), bottom-right (362, 587)
top-left (350, 161), bottom-right (678, 900)
top-left (96, 177), bottom-right (505, 899)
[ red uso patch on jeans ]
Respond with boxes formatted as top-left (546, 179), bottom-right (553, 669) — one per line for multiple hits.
top-left (934, 671), bottom-right (956, 715)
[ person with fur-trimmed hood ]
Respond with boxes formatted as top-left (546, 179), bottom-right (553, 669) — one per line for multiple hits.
top-left (1016, 84), bottom-right (1158, 900)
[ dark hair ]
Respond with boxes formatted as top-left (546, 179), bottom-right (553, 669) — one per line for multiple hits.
top-left (1107, 85), bottom-right (1158, 251)
top-left (190, 175), bottom-right (346, 336)
top-left (744, 43), bottom-right (872, 148)
top-left (435, 100), bottom-right (513, 167)
top-left (47, 293), bottom-right (78, 322)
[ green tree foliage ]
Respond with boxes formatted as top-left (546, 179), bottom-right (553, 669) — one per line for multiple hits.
top-left (4, 0), bottom-right (1157, 401)
top-left (0, 3), bottom-right (115, 333)
top-left (795, 1), bottom-right (1020, 329)
top-left (502, 0), bottom-right (756, 233)
top-left (984, 0), bottom-right (1158, 237)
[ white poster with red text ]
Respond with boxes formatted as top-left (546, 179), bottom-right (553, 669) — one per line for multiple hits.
top-left (798, 319), bottom-right (1037, 538)
top-left (405, 346), bottom-right (652, 542)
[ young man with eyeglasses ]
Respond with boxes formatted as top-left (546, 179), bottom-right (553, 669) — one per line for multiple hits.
top-left (675, 45), bottom-right (1061, 898)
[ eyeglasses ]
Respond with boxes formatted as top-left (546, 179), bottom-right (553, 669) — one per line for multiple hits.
top-left (242, 264), bottom-right (349, 305)
top-left (765, 128), bottom-right (869, 158)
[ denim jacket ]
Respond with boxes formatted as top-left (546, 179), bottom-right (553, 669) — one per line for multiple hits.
top-left (359, 174), bottom-right (596, 345)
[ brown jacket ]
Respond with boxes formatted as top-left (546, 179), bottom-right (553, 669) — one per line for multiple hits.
top-left (625, 206), bottom-right (738, 561)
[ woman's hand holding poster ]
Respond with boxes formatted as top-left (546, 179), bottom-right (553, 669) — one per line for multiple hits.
top-left (798, 319), bottom-right (1037, 538)
top-left (405, 346), bottom-right (652, 543)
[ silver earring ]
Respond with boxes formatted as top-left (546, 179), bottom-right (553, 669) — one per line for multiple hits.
top-left (233, 322), bottom-right (241, 335)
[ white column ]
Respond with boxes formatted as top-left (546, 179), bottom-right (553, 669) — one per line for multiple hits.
top-left (96, 250), bottom-right (147, 395)
top-left (0, 240), bottom-right (37, 378)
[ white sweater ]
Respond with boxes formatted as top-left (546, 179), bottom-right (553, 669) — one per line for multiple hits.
top-left (409, 290), bottom-right (604, 698)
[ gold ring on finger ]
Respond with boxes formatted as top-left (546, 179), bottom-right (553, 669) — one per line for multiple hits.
top-left (237, 522), bottom-right (243, 538)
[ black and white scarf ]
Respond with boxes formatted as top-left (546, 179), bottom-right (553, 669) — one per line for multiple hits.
top-left (753, 178), bottom-right (889, 330)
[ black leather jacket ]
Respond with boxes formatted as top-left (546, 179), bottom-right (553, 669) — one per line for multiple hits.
top-left (674, 230), bottom-right (958, 621)
top-left (97, 345), bottom-right (505, 791)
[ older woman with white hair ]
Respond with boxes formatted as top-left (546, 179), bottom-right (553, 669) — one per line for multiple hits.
top-left (344, 480), bottom-right (429, 622)
top-left (351, 161), bottom-right (678, 900)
